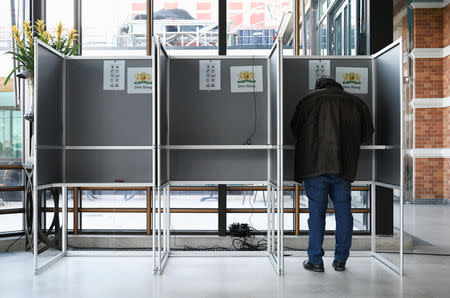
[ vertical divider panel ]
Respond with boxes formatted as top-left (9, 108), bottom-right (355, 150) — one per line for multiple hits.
top-left (35, 41), bottom-right (65, 186)
top-left (158, 41), bottom-right (170, 186)
top-left (372, 39), bottom-right (404, 275)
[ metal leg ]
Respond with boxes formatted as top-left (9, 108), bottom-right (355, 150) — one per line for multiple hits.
top-left (157, 186), bottom-right (162, 274)
top-left (278, 184), bottom-right (284, 275)
top-left (152, 187), bottom-right (157, 275)
top-left (62, 186), bottom-right (68, 253)
top-left (33, 187), bottom-right (38, 273)
top-left (266, 184), bottom-right (271, 253)
top-left (271, 186), bottom-right (275, 254)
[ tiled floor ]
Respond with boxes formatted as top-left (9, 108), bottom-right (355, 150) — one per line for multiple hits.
top-left (1, 252), bottom-right (449, 298)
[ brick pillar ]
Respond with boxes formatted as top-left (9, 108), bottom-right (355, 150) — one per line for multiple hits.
top-left (410, 3), bottom-right (450, 203)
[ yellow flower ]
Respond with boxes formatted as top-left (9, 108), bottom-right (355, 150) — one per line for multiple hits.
top-left (43, 31), bottom-right (51, 43)
top-left (55, 22), bottom-right (65, 47)
top-left (11, 25), bottom-right (23, 49)
top-left (66, 28), bottom-right (78, 46)
top-left (35, 19), bottom-right (45, 35)
top-left (23, 21), bottom-right (33, 45)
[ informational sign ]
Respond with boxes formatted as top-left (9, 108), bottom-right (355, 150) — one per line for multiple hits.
top-left (308, 60), bottom-right (330, 90)
top-left (230, 65), bottom-right (263, 93)
top-left (127, 67), bottom-right (152, 94)
top-left (103, 60), bottom-right (125, 90)
top-left (199, 60), bottom-right (220, 90)
top-left (335, 67), bottom-right (368, 94)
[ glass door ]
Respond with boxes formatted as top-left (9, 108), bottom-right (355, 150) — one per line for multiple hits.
top-left (330, 1), bottom-right (349, 55)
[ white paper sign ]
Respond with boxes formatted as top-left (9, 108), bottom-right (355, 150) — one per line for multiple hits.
top-left (103, 60), bottom-right (125, 90)
top-left (335, 67), bottom-right (368, 94)
top-left (230, 65), bottom-right (263, 93)
top-left (127, 67), bottom-right (152, 94)
top-left (308, 60), bottom-right (330, 90)
top-left (199, 60), bottom-right (221, 90)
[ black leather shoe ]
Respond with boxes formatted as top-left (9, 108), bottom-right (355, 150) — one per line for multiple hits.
top-left (303, 259), bottom-right (324, 272)
top-left (332, 260), bottom-right (346, 271)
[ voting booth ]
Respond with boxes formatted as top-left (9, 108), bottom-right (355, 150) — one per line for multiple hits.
top-left (32, 40), bottom-right (155, 273)
top-left (32, 36), bottom-right (404, 276)
top-left (281, 40), bottom-right (404, 275)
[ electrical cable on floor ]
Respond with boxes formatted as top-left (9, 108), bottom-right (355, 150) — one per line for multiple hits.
top-left (4, 235), bottom-right (24, 253)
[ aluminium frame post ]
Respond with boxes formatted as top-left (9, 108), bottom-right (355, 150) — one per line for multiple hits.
top-left (62, 186), bottom-right (68, 253)
top-left (266, 184), bottom-right (271, 254)
top-left (33, 39), bottom-right (39, 274)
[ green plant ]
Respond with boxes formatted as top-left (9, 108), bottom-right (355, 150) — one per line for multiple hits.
top-left (4, 20), bottom-right (79, 85)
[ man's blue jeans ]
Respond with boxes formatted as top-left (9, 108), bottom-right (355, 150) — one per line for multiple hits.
top-left (304, 174), bottom-right (353, 264)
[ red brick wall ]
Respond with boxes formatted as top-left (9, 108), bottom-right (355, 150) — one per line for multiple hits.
top-left (415, 108), bottom-right (444, 148)
top-left (445, 107), bottom-right (450, 147)
top-left (444, 56), bottom-right (450, 98)
top-left (445, 159), bottom-right (450, 200)
top-left (444, 5), bottom-right (450, 47)
top-left (415, 158), bottom-right (444, 199)
top-left (413, 8), bottom-right (444, 48)
top-left (414, 58), bottom-right (443, 98)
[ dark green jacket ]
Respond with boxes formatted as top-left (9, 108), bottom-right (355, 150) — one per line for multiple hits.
top-left (290, 87), bottom-right (374, 182)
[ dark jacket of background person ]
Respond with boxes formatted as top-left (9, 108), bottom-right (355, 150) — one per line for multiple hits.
top-left (290, 78), bottom-right (374, 183)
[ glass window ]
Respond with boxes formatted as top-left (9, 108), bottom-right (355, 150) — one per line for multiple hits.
top-left (81, 212), bottom-right (146, 230)
top-left (0, 191), bottom-right (23, 210)
top-left (45, 212), bottom-right (74, 230)
top-left (299, 189), bottom-right (370, 209)
top-left (0, 213), bottom-right (23, 233)
top-left (350, 0), bottom-right (356, 55)
top-left (171, 190), bottom-right (218, 209)
top-left (46, 0), bottom-right (74, 30)
top-left (0, 1), bottom-right (22, 163)
top-left (80, 190), bottom-right (146, 208)
top-left (319, 0), bottom-right (327, 20)
top-left (82, 0), bottom-right (147, 55)
top-left (301, 213), bottom-right (369, 231)
top-left (170, 213), bottom-right (217, 231)
top-left (43, 190), bottom-right (74, 208)
top-left (319, 18), bottom-right (327, 55)
top-left (227, 0), bottom-right (292, 55)
top-left (153, 0), bottom-right (218, 55)
top-left (227, 213), bottom-right (293, 231)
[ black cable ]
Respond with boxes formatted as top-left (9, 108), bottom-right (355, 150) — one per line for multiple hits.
top-left (4, 235), bottom-right (24, 253)
top-left (244, 56), bottom-right (258, 145)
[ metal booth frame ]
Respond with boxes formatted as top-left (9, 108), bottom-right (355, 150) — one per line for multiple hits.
top-left (32, 39), bottom-right (156, 274)
top-left (32, 37), bottom-right (404, 277)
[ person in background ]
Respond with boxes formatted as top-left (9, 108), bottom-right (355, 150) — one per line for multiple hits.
top-left (290, 77), bottom-right (374, 272)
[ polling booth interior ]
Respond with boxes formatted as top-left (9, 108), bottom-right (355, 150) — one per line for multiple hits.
top-left (33, 40), bottom-right (155, 274)
top-left (154, 38), bottom-right (285, 275)
top-left (32, 36), bottom-right (404, 276)
top-left (281, 39), bottom-right (404, 275)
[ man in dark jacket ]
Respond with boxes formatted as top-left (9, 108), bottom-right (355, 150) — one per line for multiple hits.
top-left (290, 77), bottom-right (374, 272)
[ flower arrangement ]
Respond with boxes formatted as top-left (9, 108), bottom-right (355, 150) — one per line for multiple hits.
top-left (4, 20), bottom-right (79, 85)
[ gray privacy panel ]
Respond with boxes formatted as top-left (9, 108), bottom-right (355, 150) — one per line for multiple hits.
top-left (36, 44), bottom-right (63, 146)
top-left (269, 149), bottom-right (277, 183)
top-left (268, 48), bottom-right (279, 183)
top-left (374, 44), bottom-right (401, 146)
top-left (374, 43), bottom-right (401, 186)
top-left (283, 149), bottom-right (372, 182)
top-left (66, 59), bottom-right (152, 146)
top-left (269, 49), bottom-right (278, 145)
top-left (283, 58), bottom-right (373, 146)
top-left (158, 48), bottom-right (169, 184)
top-left (169, 58), bottom-right (268, 145)
top-left (159, 48), bottom-right (169, 146)
top-left (375, 149), bottom-right (400, 186)
top-left (169, 150), bottom-right (267, 181)
top-left (66, 150), bottom-right (152, 183)
top-left (37, 149), bottom-right (63, 185)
